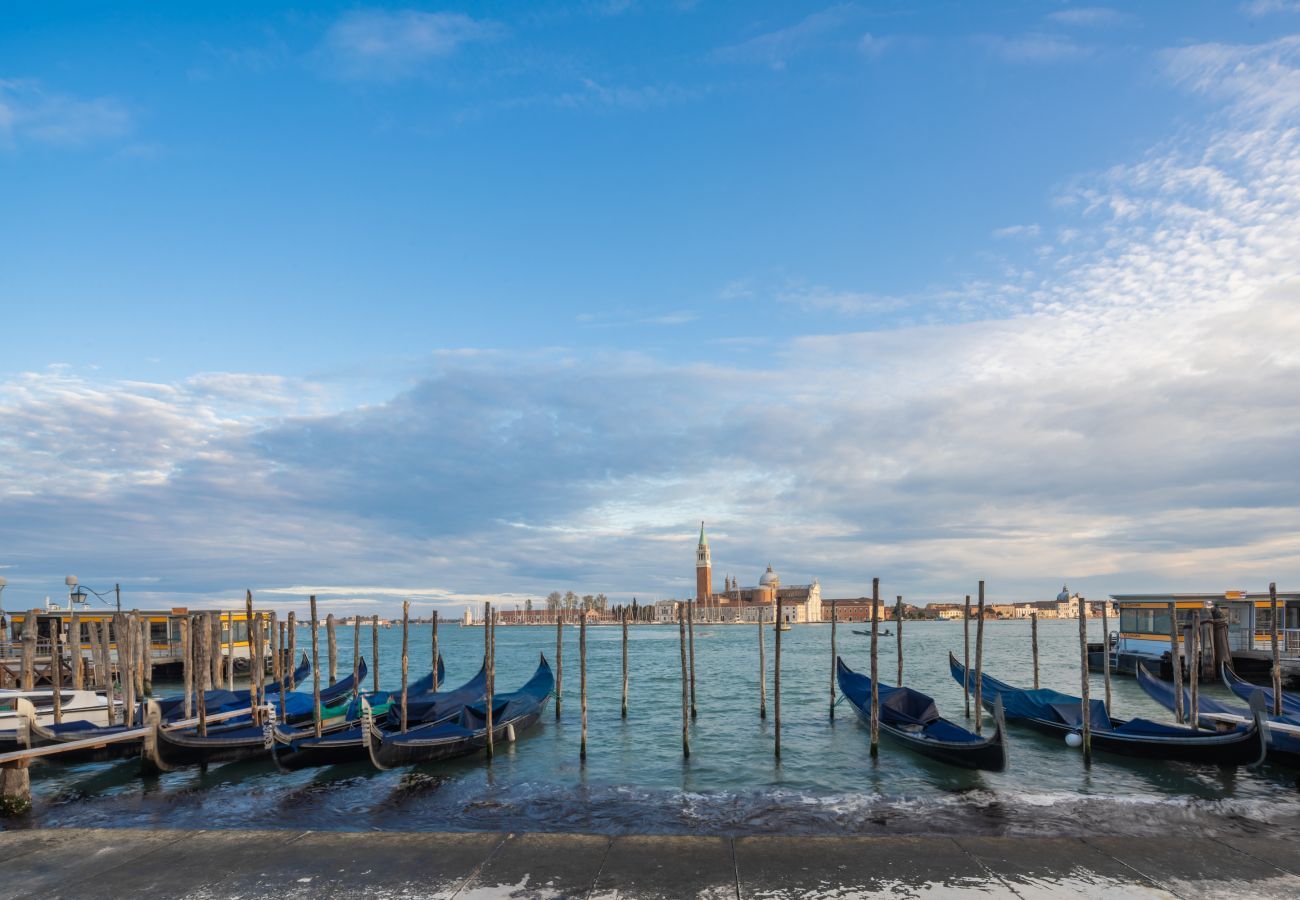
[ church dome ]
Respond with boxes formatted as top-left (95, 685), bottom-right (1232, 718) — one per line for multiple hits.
top-left (759, 565), bottom-right (780, 587)
top-left (1057, 585), bottom-right (1071, 603)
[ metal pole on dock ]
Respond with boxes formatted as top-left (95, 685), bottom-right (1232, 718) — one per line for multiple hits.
top-left (431, 615), bottom-right (439, 691)
top-left (555, 611), bottom-right (563, 721)
top-left (1271, 582), bottom-right (1282, 718)
top-left (1189, 610), bottom-right (1200, 732)
top-left (621, 607), bottom-right (629, 719)
top-left (896, 596), bottom-right (904, 686)
top-left (774, 595), bottom-right (783, 760)
top-left (1101, 600), bottom-right (1112, 713)
top-left (1077, 595), bottom-right (1091, 763)
top-left (963, 595), bottom-right (971, 718)
top-left (70, 611), bottom-right (82, 691)
top-left (580, 607), bottom-right (588, 762)
top-left (757, 607), bottom-right (766, 720)
top-left (870, 578), bottom-right (879, 756)
top-left (679, 605), bottom-right (690, 758)
top-left (688, 598), bottom-right (697, 721)
top-left (327, 613), bottom-right (338, 684)
top-left (1168, 602), bottom-right (1183, 724)
top-left (372, 615), bottom-right (380, 692)
top-left (401, 601), bottom-right (409, 733)
top-left (484, 602), bottom-right (494, 760)
top-left (310, 596), bottom-right (322, 739)
top-left (1031, 612), bottom-right (1040, 690)
top-left (829, 600), bottom-right (837, 721)
top-left (974, 583), bottom-right (986, 737)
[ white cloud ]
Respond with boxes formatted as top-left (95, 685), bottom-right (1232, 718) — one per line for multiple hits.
top-left (712, 5), bottom-right (857, 69)
top-left (0, 79), bottom-right (131, 148)
top-left (1240, 0), bottom-right (1300, 16)
top-left (992, 224), bottom-right (1042, 240)
top-left (977, 33), bottom-right (1093, 64)
top-left (1045, 7), bottom-right (1133, 27)
top-left (319, 9), bottom-right (503, 80)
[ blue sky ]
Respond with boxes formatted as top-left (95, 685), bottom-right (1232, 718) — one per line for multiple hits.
top-left (3, 2), bottom-right (1300, 617)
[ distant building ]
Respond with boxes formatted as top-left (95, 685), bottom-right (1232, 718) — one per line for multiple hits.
top-left (690, 523), bottom-right (822, 623)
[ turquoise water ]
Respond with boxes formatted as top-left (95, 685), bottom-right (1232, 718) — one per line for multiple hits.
top-left (15, 619), bottom-right (1300, 836)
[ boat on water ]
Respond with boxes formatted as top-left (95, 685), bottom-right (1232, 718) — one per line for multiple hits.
top-left (1136, 663), bottom-right (1300, 768)
top-left (852, 629), bottom-right (893, 637)
top-left (948, 651), bottom-right (1267, 766)
top-left (836, 657), bottom-right (1006, 770)
top-left (1223, 665), bottom-right (1300, 716)
top-left (364, 654), bottom-right (552, 770)
top-left (0, 689), bottom-right (121, 753)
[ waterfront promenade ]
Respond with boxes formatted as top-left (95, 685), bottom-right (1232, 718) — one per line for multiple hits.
top-left (2, 827), bottom-right (1297, 898)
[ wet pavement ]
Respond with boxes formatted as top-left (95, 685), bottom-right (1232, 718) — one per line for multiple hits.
top-left (1, 827), bottom-right (1298, 898)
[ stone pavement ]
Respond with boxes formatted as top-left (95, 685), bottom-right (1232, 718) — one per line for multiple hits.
top-left (0, 828), bottom-right (1296, 898)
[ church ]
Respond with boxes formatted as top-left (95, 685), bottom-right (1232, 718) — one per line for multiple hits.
top-left (692, 523), bottom-right (823, 624)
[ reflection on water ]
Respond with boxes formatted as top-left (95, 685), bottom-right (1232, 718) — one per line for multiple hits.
top-left (11, 619), bottom-right (1300, 837)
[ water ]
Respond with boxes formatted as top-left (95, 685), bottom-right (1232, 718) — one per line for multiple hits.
top-left (12, 619), bottom-right (1300, 836)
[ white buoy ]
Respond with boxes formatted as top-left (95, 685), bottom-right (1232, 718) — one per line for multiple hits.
top-left (1065, 732), bottom-right (1083, 748)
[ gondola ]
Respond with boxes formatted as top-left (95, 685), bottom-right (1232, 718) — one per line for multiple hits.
top-left (851, 629), bottom-right (893, 637)
top-left (1137, 663), bottom-right (1300, 768)
top-left (364, 654), bottom-right (552, 770)
top-left (1223, 665), bottom-right (1300, 717)
top-left (271, 657), bottom-right (468, 770)
top-left (836, 657), bottom-right (1006, 770)
top-left (149, 653), bottom-right (311, 723)
top-left (948, 651), bottom-right (1267, 766)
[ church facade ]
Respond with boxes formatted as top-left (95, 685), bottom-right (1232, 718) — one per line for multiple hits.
top-left (692, 523), bottom-right (823, 624)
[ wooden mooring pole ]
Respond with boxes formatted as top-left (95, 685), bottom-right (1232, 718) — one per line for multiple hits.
top-left (181, 614), bottom-right (193, 719)
top-left (1189, 610), bottom-right (1201, 732)
top-left (620, 607), bottom-right (629, 719)
top-left (244, 592), bottom-right (258, 726)
top-left (757, 607), bottom-right (767, 720)
top-left (484, 602), bottom-right (494, 760)
top-left (829, 600), bottom-right (837, 721)
top-left (1077, 593), bottom-right (1091, 763)
top-left (278, 618), bottom-right (287, 720)
top-left (1101, 600), bottom-right (1112, 713)
top-left (352, 614), bottom-right (360, 692)
top-left (1271, 582), bottom-right (1282, 718)
top-left (1168, 601), bottom-right (1184, 724)
top-left (679, 605), bottom-right (689, 758)
top-left (432, 615), bottom-right (439, 691)
top-left (688, 598), bottom-right (697, 721)
top-left (774, 595), bottom-right (783, 760)
top-left (580, 607), bottom-right (588, 761)
top-left (974, 583), bottom-right (986, 737)
top-left (140, 614), bottom-right (152, 697)
top-left (224, 610), bottom-right (234, 691)
top-left (372, 615), bottom-right (379, 692)
top-left (20, 611), bottom-right (35, 691)
top-left (268, 610), bottom-right (279, 717)
top-left (1031, 612), bottom-right (1040, 690)
top-left (197, 614), bottom-right (210, 736)
top-left (963, 594), bottom-right (971, 718)
top-left (327, 613), bottom-right (338, 684)
top-left (896, 595), bottom-right (904, 686)
top-left (286, 611), bottom-right (296, 676)
top-left (310, 596), bottom-right (322, 739)
top-left (554, 611), bottom-right (563, 721)
top-left (51, 622), bottom-right (63, 725)
top-left (210, 614), bottom-right (222, 692)
top-left (870, 578), bottom-right (879, 757)
top-left (401, 601), bottom-right (410, 733)
top-left (70, 611), bottom-right (82, 691)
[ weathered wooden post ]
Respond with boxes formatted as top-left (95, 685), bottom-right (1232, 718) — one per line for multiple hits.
top-left (679, 605), bottom-right (690, 758)
top-left (484, 602), bottom-right (494, 760)
top-left (1077, 594), bottom-right (1091, 762)
top-left (1271, 582), bottom-right (1282, 718)
top-left (963, 594), bottom-right (972, 718)
top-left (870, 578), bottom-right (879, 756)
top-left (113, 614), bottom-right (134, 728)
top-left (95, 620), bottom-right (114, 725)
top-left (244, 592), bottom-right (257, 725)
top-left (1031, 612), bottom-right (1040, 690)
top-left (20, 611), bottom-right (36, 691)
top-left (580, 607), bottom-right (588, 761)
top-left (209, 614), bottom-right (222, 691)
top-left (327, 613), bottom-right (338, 684)
top-left (431, 614), bottom-right (439, 691)
top-left (830, 600), bottom-right (837, 720)
top-left (1189, 610), bottom-right (1201, 732)
top-left (620, 607), bottom-right (629, 719)
top-left (181, 614), bottom-right (193, 718)
top-left (401, 601), bottom-right (410, 733)
top-left (51, 620), bottom-right (63, 724)
top-left (351, 615), bottom-right (360, 691)
top-left (757, 607), bottom-right (767, 720)
top-left (554, 611), bottom-right (563, 720)
top-left (0, 760), bottom-right (31, 817)
top-left (974, 583), bottom-right (986, 736)
top-left (197, 614), bottom-right (210, 736)
top-left (225, 610), bottom-right (235, 691)
top-left (310, 596), bottom-right (322, 738)
top-left (371, 614), bottom-right (380, 692)
top-left (1166, 602), bottom-right (1183, 723)
top-left (774, 595), bottom-right (783, 760)
top-left (278, 618), bottom-right (288, 719)
top-left (70, 611), bottom-right (82, 690)
top-left (896, 595), bottom-right (904, 686)
top-left (688, 598), bottom-right (698, 721)
top-left (140, 615), bottom-right (152, 697)
top-left (1101, 600), bottom-right (1112, 713)
top-left (269, 610), bottom-right (280, 717)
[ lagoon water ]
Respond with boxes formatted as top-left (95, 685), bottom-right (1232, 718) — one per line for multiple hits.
top-left (17, 619), bottom-right (1300, 837)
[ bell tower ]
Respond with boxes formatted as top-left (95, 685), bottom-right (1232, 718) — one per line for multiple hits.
top-left (695, 521), bottom-right (712, 602)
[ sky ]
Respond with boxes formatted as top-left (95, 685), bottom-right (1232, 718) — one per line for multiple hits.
top-left (3, 1), bottom-right (1300, 618)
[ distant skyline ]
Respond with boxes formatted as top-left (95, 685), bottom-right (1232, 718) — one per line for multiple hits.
top-left (4, 3), bottom-right (1300, 618)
